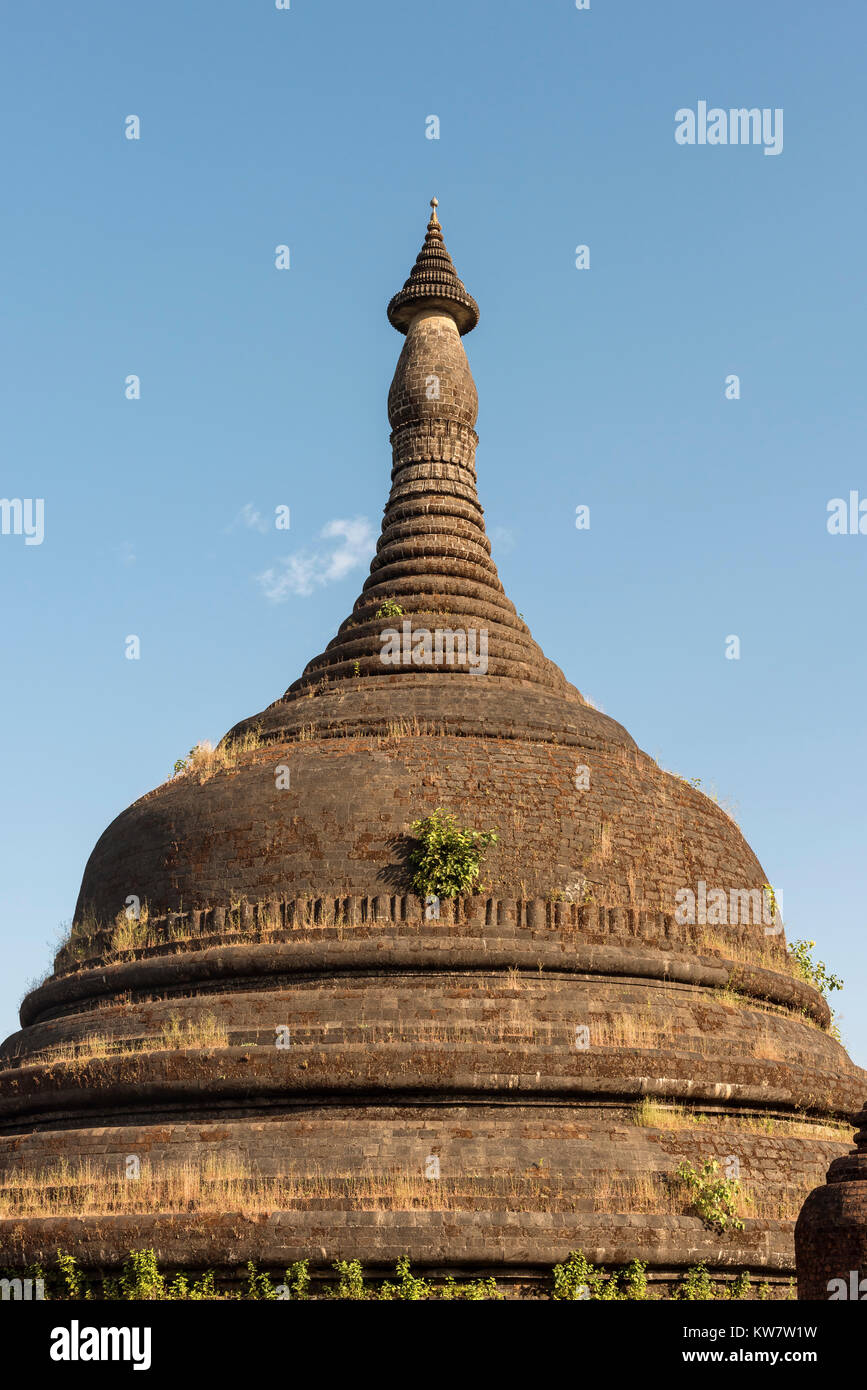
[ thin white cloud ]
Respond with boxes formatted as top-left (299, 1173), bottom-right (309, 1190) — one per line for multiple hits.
top-left (231, 502), bottom-right (271, 535)
top-left (257, 516), bottom-right (375, 600)
top-left (489, 524), bottom-right (515, 553)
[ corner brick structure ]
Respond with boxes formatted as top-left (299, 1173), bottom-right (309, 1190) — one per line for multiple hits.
top-left (796, 1104), bottom-right (867, 1299)
top-left (1, 202), bottom-right (864, 1296)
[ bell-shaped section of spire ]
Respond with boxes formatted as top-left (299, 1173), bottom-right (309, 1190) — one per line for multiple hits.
top-left (387, 198), bottom-right (480, 336)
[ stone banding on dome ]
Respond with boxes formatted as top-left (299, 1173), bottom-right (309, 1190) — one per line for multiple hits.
top-left (18, 909), bottom-right (833, 1030)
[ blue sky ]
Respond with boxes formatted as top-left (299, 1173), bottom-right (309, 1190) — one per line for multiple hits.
top-left (1, 0), bottom-right (864, 1064)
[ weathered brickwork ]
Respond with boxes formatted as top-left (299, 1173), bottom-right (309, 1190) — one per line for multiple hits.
top-left (796, 1108), bottom-right (867, 1298)
top-left (0, 1107), bottom-right (849, 1187)
top-left (71, 726), bottom-right (774, 925)
top-left (0, 1210), bottom-right (796, 1298)
top-left (1, 201), bottom-right (864, 1293)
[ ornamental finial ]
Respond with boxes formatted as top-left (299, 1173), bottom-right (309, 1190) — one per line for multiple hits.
top-left (386, 199), bottom-right (479, 335)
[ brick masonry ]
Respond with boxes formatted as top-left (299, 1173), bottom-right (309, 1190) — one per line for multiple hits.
top-left (1, 203), bottom-right (864, 1292)
top-left (796, 1110), bottom-right (867, 1298)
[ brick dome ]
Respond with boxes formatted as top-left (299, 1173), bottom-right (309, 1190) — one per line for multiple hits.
top-left (1, 203), bottom-right (864, 1296)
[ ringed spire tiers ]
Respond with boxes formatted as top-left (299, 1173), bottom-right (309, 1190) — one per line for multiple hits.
top-left (387, 198), bottom-right (480, 335)
top-left (286, 198), bottom-right (573, 698)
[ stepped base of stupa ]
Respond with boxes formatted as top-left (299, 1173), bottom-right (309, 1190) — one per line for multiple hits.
top-left (1, 902), bottom-right (861, 1295)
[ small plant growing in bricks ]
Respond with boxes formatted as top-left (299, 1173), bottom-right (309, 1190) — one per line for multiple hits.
top-left (171, 731), bottom-right (263, 783)
top-left (552, 1250), bottom-right (650, 1300)
top-left (439, 1273), bottom-right (503, 1300)
top-left (284, 1260), bottom-right (311, 1299)
top-left (672, 1265), bottom-right (748, 1300)
top-left (676, 1158), bottom-right (744, 1232)
top-left (118, 1249), bottom-right (166, 1300)
top-left (787, 939), bottom-right (843, 997)
top-left (330, 1259), bottom-right (370, 1300)
top-left (380, 1255), bottom-right (431, 1300)
top-left (14, 1249), bottom-right (762, 1300)
top-left (56, 1252), bottom-right (91, 1300)
top-left (375, 599), bottom-right (404, 618)
top-left (673, 1263), bottom-right (715, 1300)
top-left (245, 1261), bottom-right (279, 1299)
top-left (408, 808), bottom-right (498, 899)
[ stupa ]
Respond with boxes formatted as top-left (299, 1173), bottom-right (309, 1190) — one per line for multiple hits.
top-left (1, 201), bottom-right (863, 1296)
top-left (796, 1103), bottom-right (867, 1298)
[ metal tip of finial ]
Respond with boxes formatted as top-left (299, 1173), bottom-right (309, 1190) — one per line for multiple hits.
top-left (429, 196), bottom-right (439, 224)
top-left (430, 196), bottom-right (438, 208)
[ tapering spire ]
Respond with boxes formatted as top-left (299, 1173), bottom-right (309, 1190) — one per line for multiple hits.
top-left (285, 202), bottom-right (577, 701)
top-left (387, 198), bottom-right (480, 335)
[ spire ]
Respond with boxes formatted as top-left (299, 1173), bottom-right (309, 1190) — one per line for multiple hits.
top-left (284, 202), bottom-right (578, 701)
top-left (387, 198), bottom-right (480, 336)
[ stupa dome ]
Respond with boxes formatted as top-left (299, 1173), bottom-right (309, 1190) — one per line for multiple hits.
top-left (1, 203), bottom-right (863, 1296)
